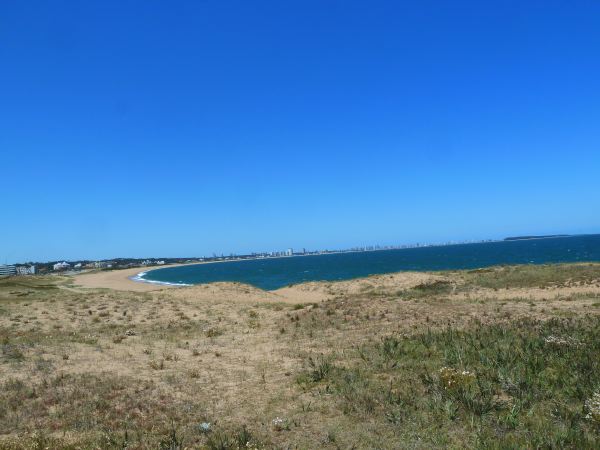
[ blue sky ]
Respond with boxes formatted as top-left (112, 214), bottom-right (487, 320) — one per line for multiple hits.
top-left (1, 1), bottom-right (599, 262)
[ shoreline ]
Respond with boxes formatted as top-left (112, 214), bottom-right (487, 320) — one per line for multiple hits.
top-left (72, 265), bottom-right (190, 292)
top-left (73, 259), bottom-right (600, 295)
top-left (129, 266), bottom-right (191, 287)
top-left (72, 235), bottom-right (600, 293)
top-left (122, 239), bottom-right (516, 287)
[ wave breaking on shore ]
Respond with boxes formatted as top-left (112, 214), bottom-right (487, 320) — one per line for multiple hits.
top-left (130, 271), bottom-right (191, 287)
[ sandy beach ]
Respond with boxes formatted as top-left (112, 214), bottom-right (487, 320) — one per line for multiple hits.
top-left (73, 266), bottom-right (182, 292)
top-left (71, 265), bottom-right (333, 303)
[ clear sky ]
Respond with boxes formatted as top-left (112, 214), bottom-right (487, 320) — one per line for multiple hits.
top-left (1, 1), bottom-right (599, 263)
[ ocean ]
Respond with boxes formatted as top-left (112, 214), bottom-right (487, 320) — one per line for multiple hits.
top-left (137, 234), bottom-right (600, 290)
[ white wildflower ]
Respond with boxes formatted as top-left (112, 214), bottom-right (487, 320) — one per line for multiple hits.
top-left (544, 335), bottom-right (582, 347)
top-left (198, 422), bottom-right (211, 433)
top-left (272, 416), bottom-right (287, 431)
top-left (585, 392), bottom-right (600, 424)
top-left (439, 367), bottom-right (476, 390)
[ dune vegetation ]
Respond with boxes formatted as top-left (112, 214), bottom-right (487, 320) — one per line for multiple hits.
top-left (1, 264), bottom-right (600, 448)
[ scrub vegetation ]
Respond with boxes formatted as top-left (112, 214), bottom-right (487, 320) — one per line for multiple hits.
top-left (1, 263), bottom-right (600, 448)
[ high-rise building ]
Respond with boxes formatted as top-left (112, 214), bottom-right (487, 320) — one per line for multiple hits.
top-left (0, 264), bottom-right (16, 276)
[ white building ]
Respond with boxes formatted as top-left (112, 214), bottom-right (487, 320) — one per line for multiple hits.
top-left (16, 265), bottom-right (36, 275)
top-left (53, 262), bottom-right (71, 271)
top-left (286, 248), bottom-right (293, 256)
top-left (142, 259), bottom-right (164, 266)
top-left (0, 264), bottom-right (17, 276)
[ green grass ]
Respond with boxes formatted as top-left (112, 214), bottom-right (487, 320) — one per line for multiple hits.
top-left (299, 316), bottom-right (600, 448)
top-left (0, 276), bottom-right (61, 292)
top-left (401, 280), bottom-right (455, 299)
top-left (460, 263), bottom-right (600, 290)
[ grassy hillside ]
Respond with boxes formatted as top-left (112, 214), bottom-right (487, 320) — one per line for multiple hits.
top-left (1, 264), bottom-right (600, 448)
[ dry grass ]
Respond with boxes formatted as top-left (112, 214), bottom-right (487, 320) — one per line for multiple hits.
top-left (1, 264), bottom-right (600, 448)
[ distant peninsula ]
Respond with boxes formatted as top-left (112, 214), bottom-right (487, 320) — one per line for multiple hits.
top-left (504, 234), bottom-right (572, 241)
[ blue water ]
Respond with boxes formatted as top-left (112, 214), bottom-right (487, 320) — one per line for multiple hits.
top-left (139, 235), bottom-right (600, 290)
